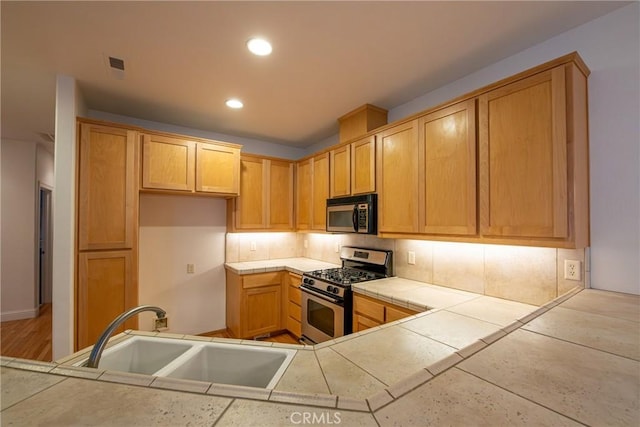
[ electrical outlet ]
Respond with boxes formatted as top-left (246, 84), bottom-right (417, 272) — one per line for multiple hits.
top-left (187, 263), bottom-right (195, 274)
top-left (250, 241), bottom-right (257, 251)
top-left (408, 251), bottom-right (416, 265)
top-left (335, 243), bottom-right (340, 253)
top-left (154, 317), bottom-right (168, 331)
top-left (564, 260), bottom-right (582, 281)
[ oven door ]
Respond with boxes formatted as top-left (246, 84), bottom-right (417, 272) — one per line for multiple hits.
top-left (301, 286), bottom-right (345, 344)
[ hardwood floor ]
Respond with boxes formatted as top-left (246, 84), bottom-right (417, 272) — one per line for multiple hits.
top-left (0, 304), bottom-right (52, 362)
top-left (0, 307), bottom-right (298, 364)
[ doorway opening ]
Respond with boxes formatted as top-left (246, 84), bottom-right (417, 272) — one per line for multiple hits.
top-left (37, 184), bottom-right (53, 310)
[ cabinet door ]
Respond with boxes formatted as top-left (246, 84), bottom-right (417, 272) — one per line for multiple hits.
top-left (353, 313), bottom-right (382, 332)
top-left (312, 153), bottom-right (330, 230)
top-left (377, 120), bottom-right (420, 233)
top-left (479, 67), bottom-right (568, 239)
top-left (196, 142), bottom-right (240, 195)
top-left (268, 159), bottom-right (294, 230)
top-left (330, 144), bottom-right (351, 198)
top-left (142, 133), bottom-right (195, 191)
top-left (296, 159), bottom-right (312, 230)
top-left (419, 100), bottom-right (477, 235)
top-left (78, 123), bottom-right (137, 250)
top-left (351, 136), bottom-right (376, 195)
top-left (385, 305), bottom-right (417, 323)
top-left (236, 156), bottom-right (266, 229)
top-left (77, 250), bottom-right (136, 349)
top-left (244, 285), bottom-right (282, 337)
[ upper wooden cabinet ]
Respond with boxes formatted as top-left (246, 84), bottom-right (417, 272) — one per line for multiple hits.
top-left (296, 153), bottom-right (329, 231)
top-left (142, 132), bottom-right (240, 197)
top-left (330, 144), bottom-right (350, 198)
top-left (377, 120), bottom-right (420, 234)
top-left (351, 136), bottom-right (376, 195)
top-left (78, 122), bottom-right (138, 250)
top-left (296, 158), bottom-right (312, 230)
top-left (229, 154), bottom-right (294, 231)
top-left (330, 135), bottom-right (376, 198)
top-left (312, 153), bottom-right (330, 230)
top-left (478, 62), bottom-right (589, 247)
top-left (419, 99), bottom-right (477, 235)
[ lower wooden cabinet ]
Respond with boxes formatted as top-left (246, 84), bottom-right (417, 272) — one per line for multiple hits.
top-left (353, 293), bottom-right (417, 333)
top-left (285, 273), bottom-right (302, 338)
top-left (225, 270), bottom-right (282, 338)
top-left (77, 250), bottom-right (137, 349)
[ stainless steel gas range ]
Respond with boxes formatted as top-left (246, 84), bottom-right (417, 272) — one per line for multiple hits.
top-left (300, 246), bottom-right (393, 344)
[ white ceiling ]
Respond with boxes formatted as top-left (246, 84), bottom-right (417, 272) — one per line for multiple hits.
top-left (1, 1), bottom-right (629, 148)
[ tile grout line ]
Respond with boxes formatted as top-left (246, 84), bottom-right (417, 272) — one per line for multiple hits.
top-left (210, 397), bottom-right (237, 426)
top-left (454, 367), bottom-right (590, 427)
top-left (0, 375), bottom-right (71, 413)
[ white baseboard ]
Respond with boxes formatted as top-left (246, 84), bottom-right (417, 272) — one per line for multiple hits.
top-left (1, 308), bottom-right (38, 322)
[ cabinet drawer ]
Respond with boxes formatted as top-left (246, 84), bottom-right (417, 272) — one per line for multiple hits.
top-left (242, 272), bottom-right (281, 289)
top-left (386, 305), bottom-right (417, 323)
top-left (288, 301), bottom-right (301, 322)
top-left (354, 295), bottom-right (385, 323)
top-left (288, 286), bottom-right (301, 305)
top-left (286, 316), bottom-right (301, 338)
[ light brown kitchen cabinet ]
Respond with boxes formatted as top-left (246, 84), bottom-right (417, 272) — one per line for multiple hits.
top-left (296, 158), bottom-right (312, 230)
top-left (77, 250), bottom-right (137, 349)
top-left (330, 135), bottom-right (376, 198)
top-left (478, 61), bottom-right (589, 247)
top-left (228, 155), bottom-right (294, 231)
top-left (352, 293), bottom-right (417, 332)
top-left (76, 120), bottom-right (139, 351)
top-left (351, 135), bottom-right (376, 195)
top-left (376, 120), bottom-right (420, 233)
top-left (142, 132), bottom-right (240, 196)
top-left (419, 99), bottom-right (477, 235)
top-left (78, 123), bottom-right (137, 250)
top-left (225, 270), bottom-right (283, 339)
top-left (312, 152), bottom-right (330, 230)
top-left (285, 272), bottom-right (302, 338)
top-left (142, 133), bottom-right (195, 191)
top-left (330, 144), bottom-right (350, 198)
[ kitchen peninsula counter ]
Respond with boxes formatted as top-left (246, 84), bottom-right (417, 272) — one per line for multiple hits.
top-left (2, 260), bottom-right (638, 425)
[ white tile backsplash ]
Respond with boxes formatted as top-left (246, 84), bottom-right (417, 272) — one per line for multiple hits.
top-left (226, 232), bottom-right (585, 305)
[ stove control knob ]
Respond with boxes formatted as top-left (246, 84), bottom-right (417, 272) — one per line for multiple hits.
top-left (326, 285), bottom-right (333, 293)
top-left (331, 287), bottom-right (340, 294)
top-left (304, 278), bottom-right (314, 286)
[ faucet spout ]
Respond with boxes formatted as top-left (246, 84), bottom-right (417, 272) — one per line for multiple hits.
top-left (86, 305), bottom-right (166, 368)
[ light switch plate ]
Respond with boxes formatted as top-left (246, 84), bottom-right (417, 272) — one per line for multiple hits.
top-left (408, 251), bottom-right (416, 265)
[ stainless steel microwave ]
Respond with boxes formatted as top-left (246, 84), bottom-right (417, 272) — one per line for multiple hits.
top-left (326, 194), bottom-right (377, 234)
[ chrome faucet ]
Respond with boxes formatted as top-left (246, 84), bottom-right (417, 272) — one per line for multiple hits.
top-left (86, 305), bottom-right (166, 368)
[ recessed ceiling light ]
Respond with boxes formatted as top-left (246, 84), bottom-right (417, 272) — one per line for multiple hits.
top-left (247, 38), bottom-right (272, 56)
top-left (226, 99), bottom-right (243, 109)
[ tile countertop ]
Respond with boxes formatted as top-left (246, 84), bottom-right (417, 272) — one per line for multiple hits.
top-left (224, 257), bottom-right (340, 276)
top-left (2, 257), bottom-right (638, 425)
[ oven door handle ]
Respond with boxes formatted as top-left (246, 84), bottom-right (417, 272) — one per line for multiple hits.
top-left (301, 285), bottom-right (342, 304)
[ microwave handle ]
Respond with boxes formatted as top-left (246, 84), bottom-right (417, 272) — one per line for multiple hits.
top-left (352, 206), bottom-right (358, 232)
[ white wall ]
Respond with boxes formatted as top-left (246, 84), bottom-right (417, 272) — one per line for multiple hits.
top-left (52, 75), bottom-right (86, 359)
top-left (0, 139), bottom-right (37, 320)
top-left (36, 146), bottom-right (54, 188)
top-left (138, 194), bottom-right (227, 334)
top-left (304, 3), bottom-right (640, 294)
top-left (87, 110), bottom-right (305, 160)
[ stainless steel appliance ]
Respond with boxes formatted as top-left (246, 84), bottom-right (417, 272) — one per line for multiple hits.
top-left (301, 246), bottom-right (392, 344)
top-left (326, 194), bottom-right (377, 234)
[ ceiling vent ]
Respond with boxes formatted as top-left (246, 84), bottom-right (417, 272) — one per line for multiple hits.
top-left (105, 54), bottom-right (126, 80)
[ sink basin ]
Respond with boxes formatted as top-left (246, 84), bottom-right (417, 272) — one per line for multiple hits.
top-left (156, 342), bottom-right (296, 389)
top-left (80, 336), bottom-right (193, 375)
top-left (76, 336), bottom-right (296, 389)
